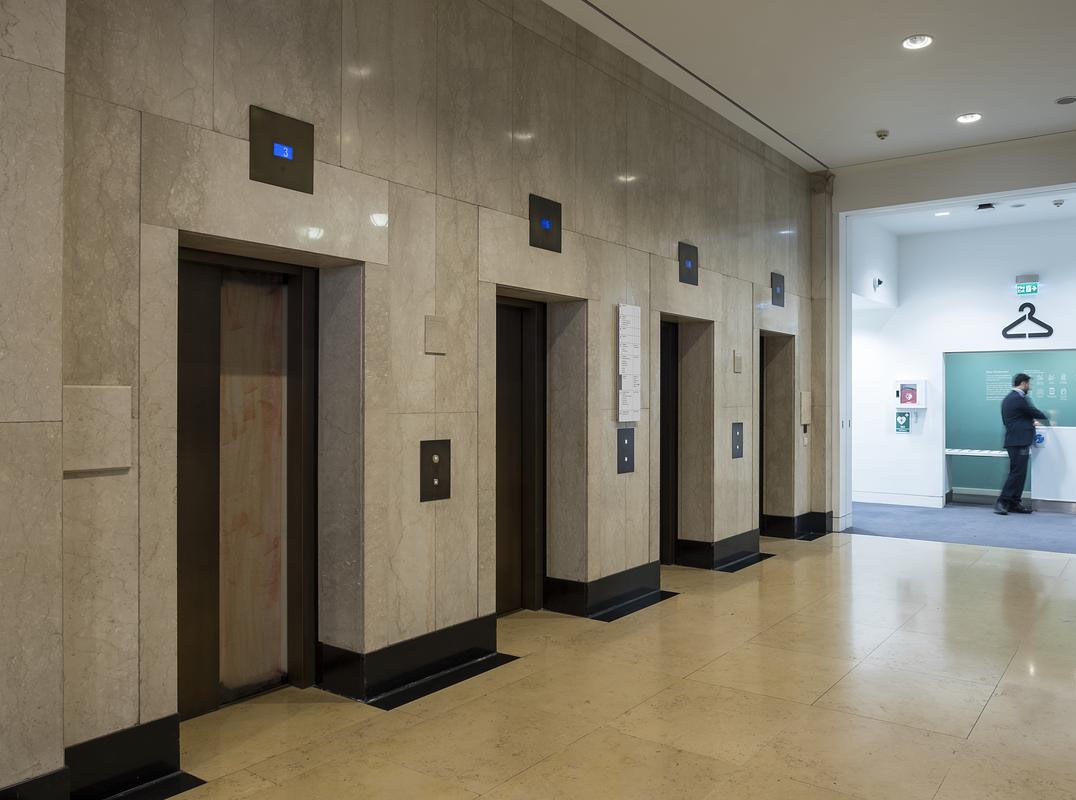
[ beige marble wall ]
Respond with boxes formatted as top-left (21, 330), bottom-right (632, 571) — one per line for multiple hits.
top-left (318, 265), bottom-right (365, 652)
top-left (0, 423), bottom-right (63, 786)
top-left (62, 385), bottom-right (133, 472)
top-left (138, 224), bottom-right (179, 724)
top-left (678, 321), bottom-right (716, 541)
top-left (33, 7), bottom-right (826, 774)
top-left (1, 4), bottom-right (65, 789)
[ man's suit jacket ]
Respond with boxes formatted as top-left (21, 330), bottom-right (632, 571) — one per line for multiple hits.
top-left (1001, 389), bottom-right (1047, 448)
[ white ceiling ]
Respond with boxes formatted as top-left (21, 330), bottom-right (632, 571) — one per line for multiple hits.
top-left (866, 187), bottom-right (1076, 235)
top-left (547, 0), bottom-right (1076, 170)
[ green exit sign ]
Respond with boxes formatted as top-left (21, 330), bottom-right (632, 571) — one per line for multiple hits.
top-left (1017, 281), bottom-right (1039, 296)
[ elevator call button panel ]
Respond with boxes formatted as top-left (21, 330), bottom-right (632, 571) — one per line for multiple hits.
top-left (528, 194), bottom-right (562, 253)
top-left (731, 422), bottom-right (744, 459)
top-left (249, 105), bottom-right (314, 194)
top-left (420, 440), bottom-right (451, 501)
top-left (678, 241), bottom-right (699, 286)
top-left (617, 427), bottom-right (635, 474)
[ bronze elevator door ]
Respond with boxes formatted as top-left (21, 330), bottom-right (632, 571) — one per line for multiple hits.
top-left (495, 300), bottom-right (546, 615)
top-left (178, 252), bottom-right (318, 720)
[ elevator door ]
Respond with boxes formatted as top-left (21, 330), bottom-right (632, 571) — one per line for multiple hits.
top-left (495, 300), bottom-right (546, 614)
top-left (178, 251), bottom-right (317, 720)
top-left (659, 321), bottom-right (679, 564)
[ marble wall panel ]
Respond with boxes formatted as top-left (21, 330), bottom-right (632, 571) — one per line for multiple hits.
top-left (362, 411), bottom-right (436, 651)
top-left (588, 414), bottom-right (622, 581)
top-left (512, 0), bottom-right (576, 52)
top-left (678, 320), bottom-right (714, 542)
top-left (434, 412), bottom-right (479, 627)
top-left (318, 265), bottom-right (364, 652)
top-left (0, 58), bottom-right (62, 423)
top-left (671, 114), bottom-right (709, 255)
top-left (435, 197), bottom-right (479, 413)
top-left (737, 155), bottom-right (766, 285)
top-left (574, 59), bottom-right (627, 244)
top-left (764, 167), bottom-right (793, 294)
top-left (714, 406), bottom-right (754, 539)
top-left (754, 283), bottom-right (801, 336)
top-left (625, 89), bottom-right (674, 258)
top-left (546, 299), bottom-right (588, 581)
top-left (66, 0), bottom-right (213, 127)
top-left (0, 422), bottom-right (62, 787)
top-left (213, 0), bottom-right (342, 164)
top-left (476, 281), bottom-right (497, 616)
top-left (584, 236), bottom-right (627, 414)
top-left (436, 0), bottom-right (512, 212)
top-left (62, 385), bottom-right (132, 472)
top-left (706, 136), bottom-right (740, 278)
top-left (477, 207), bottom-right (588, 299)
top-left (381, 184), bottom-right (436, 414)
top-left (648, 254), bottom-right (719, 323)
top-left (511, 24), bottom-right (576, 226)
top-left (720, 275), bottom-right (754, 407)
top-left (63, 464), bottom-right (140, 745)
top-left (0, 0), bottom-right (64, 70)
top-left (138, 224), bottom-right (179, 723)
top-left (141, 113), bottom-right (389, 265)
top-left (342, 0), bottom-right (436, 190)
top-left (63, 92), bottom-right (141, 394)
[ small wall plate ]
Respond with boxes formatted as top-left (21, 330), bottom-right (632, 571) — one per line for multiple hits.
top-left (528, 194), bottom-right (562, 253)
top-left (731, 422), bottom-right (744, 459)
top-left (678, 241), bottom-right (699, 286)
top-left (420, 440), bottom-right (451, 501)
top-left (249, 106), bottom-right (314, 194)
top-left (617, 427), bottom-right (635, 474)
top-left (770, 272), bottom-right (785, 307)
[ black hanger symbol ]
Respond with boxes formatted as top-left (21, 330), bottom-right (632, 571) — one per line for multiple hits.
top-left (1002, 302), bottom-right (1053, 339)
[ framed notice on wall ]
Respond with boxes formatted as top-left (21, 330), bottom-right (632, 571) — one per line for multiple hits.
top-left (617, 304), bottom-right (641, 422)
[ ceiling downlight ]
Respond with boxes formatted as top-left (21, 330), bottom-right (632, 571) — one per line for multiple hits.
top-left (901, 34), bottom-right (933, 50)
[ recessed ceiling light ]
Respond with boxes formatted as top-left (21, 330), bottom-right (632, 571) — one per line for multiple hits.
top-left (977, 202), bottom-right (995, 211)
top-left (369, 213), bottom-right (389, 228)
top-left (1011, 203), bottom-right (1026, 208)
top-left (902, 34), bottom-right (933, 50)
top-left (617, 175), bottom-right (637, 183)
top-left (957, 112), bottom-right (983, 124)
top-left (1056, 96), bottom-right (1076, 105)
top-left (934, 211), bottom-right (950, 217)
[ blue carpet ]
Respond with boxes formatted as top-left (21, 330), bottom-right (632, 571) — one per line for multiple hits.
top-left (851, 501), bottom-right (1076, 554)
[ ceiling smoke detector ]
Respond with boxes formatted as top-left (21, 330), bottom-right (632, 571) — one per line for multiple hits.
top-left (1054, 199), bottom-right (1066, 208)
top-left (977, 203), bottom-right (996, 211)
top-left (876, 129), bottom-right (890, 140)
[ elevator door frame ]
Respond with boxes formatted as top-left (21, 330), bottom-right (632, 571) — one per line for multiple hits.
top-left (496, 296), bottom-right (547, 613)
top-left (659, 320), bottom-right (679, 565)
top-left (177, 248), bottom-right (318, 720)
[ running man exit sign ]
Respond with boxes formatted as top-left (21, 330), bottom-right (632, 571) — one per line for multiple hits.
top-left (1016, 273), bottom-right (1039, 296)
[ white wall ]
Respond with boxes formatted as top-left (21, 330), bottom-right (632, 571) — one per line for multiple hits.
top-left (852, 218), bottom-right (1076, 507)
top-left (848, 216), bottom-right (898, 308)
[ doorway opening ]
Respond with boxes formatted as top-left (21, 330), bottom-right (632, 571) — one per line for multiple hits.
top-left (495, 297), bottom-right (547, 614)
top-left (177, 249), bottom-right (318, 720)
top-left (659, 320), bottom-right (679, 564)
top-left (759, 331), bottom-right (797, 536)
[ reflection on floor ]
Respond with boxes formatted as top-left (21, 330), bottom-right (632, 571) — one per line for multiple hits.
top-left (853, 500), bottom-right (1076, 554)
top-left (178, 534), bottom-right (1076, 799)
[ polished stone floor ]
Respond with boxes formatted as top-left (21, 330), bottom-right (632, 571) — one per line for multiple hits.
top-left (178, 534), bottom-right (1076, 799)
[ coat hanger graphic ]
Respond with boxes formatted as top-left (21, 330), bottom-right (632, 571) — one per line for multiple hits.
top-left (1002, 302), bottom-right (1053, 339)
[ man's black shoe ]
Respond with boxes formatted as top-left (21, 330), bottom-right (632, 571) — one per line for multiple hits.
top-left (993, 500), bottom-right (1009, 515)
top-left (1010, 503), bottom-right (1033, 514)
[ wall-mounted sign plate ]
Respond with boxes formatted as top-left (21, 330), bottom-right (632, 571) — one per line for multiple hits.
top-left (678, 241), bottom-right (699, 286)
top-left (420, 439), bottom-right (451, 501)
top-left (617, 427), bottom-right (635, 474)
top-left (731, 422), bottom-right (744, 459)
top-left (770, 272), bottom-right (785, 307)
top-left (249, 105), bottom-right (314, 194)
top-left (528, 194), bottom-right (562, 253)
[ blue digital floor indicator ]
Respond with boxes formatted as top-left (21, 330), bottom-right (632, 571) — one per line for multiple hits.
top-left (272, 142), bottom-right (294, 160)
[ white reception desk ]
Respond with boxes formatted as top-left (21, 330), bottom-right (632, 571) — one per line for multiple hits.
top-left (1030, 426), bottom-right (1076, 504)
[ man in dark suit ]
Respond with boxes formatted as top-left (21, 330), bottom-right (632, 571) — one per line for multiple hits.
top-left (995, 373), bottom-right (1048, 515)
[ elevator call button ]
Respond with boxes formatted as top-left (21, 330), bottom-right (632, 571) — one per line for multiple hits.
top-left (420, 440), bottom-right (451, 501)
